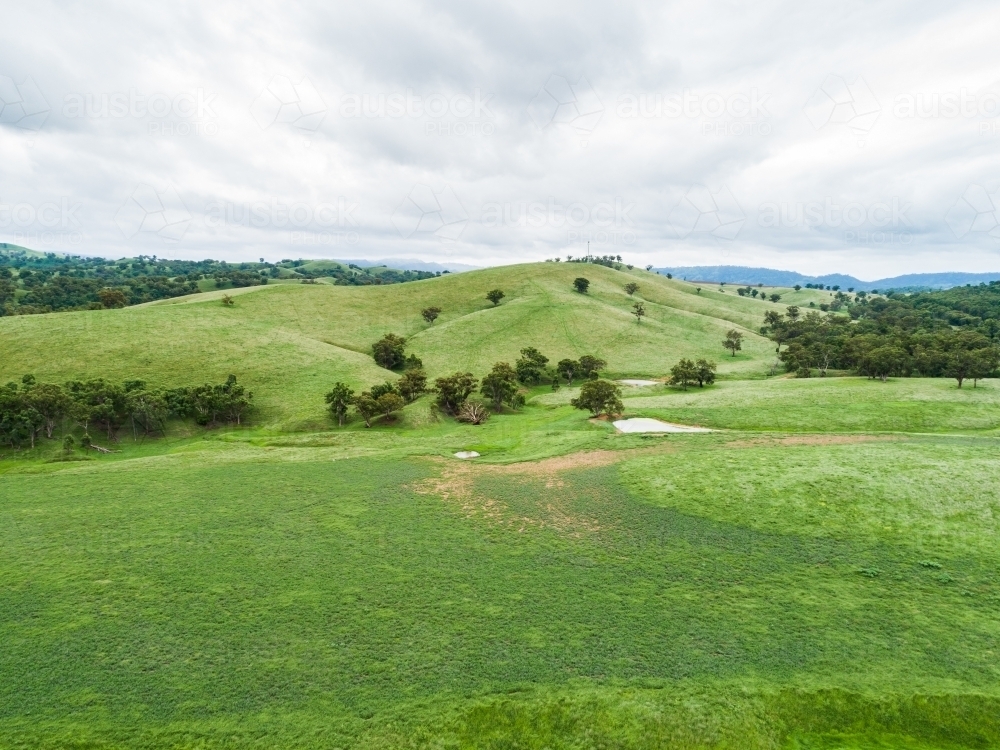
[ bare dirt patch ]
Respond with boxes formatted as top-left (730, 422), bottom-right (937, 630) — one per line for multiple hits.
top-left (724, 434), bottom-right (899, 448)
top-left (414, 450), bottom-right (635, 536)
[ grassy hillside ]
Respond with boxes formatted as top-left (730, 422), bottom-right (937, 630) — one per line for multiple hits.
top-left (0, 263), bottom-right (782, 428)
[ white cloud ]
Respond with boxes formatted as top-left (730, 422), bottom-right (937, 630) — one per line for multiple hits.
top-left (1, 0), bottom-right (999, 278)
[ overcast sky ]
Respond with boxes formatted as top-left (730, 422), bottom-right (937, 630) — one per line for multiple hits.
top-left (1, 0), bottom-right (999, 278)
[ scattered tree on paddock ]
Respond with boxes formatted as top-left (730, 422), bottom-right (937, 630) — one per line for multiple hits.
top-left (695, 359), bottom-right (717, 387)
top-left (578, 355), bottom-right (607, 379)
top-left (669, 359), bottom-right (698, 390)
top-left (376, 392), bottom-right (405, 420)
top-left (723, 329), bottom-right (744, 356)
top-left (570, 379), bottom-right (623, 417)
top-left (480, 362), bottom-right (519, 410)
top-left (397, 369), bottom-right (428, 402)
top-left (434, 372), bottom-right (479, 415)
top-left (353, 394), bottom-right (380, 427)
top-left (556, 359), bottom-right (580, 385)
top-left (486, 289), bottom-right (505, 306)
top-left (325, 382), bottom-right (355, 426)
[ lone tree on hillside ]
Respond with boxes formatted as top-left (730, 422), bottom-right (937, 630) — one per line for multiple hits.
top-left (556, 358), bottom-right (580, 385)
top-left (486, 289), bottom-right (505, 306)
top-left (669, 359), bottom-right (699, 390)
top-left (571, 379), bottom-right (623, 418)
top-left (578, 355), bottom-right (607, 379)
top-left (221, 294), bottom-right (235, 307)
top-left (325, 382), bottom-right (355, 426)
top-left (624, 282), bottom-right (639, 296)
top-left (632, 301), bottom-right (646, 322)
top-left (769, 293), bottom-right (782, 303)
top-left (573, 277), bottom-right (591, 293)
top-left (372, 333), bottom-right (407, 370)
top-left (434, 372), bottom-right (479, 415)
top-left (723, 329), bottom-right (744, 357)
top-left (421, 306), bottom-right (441, 324)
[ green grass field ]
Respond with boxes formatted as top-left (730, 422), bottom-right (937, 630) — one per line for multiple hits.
top-left (1, 263), bottom-right (998, 749)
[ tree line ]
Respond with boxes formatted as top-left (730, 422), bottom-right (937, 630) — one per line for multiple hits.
top-left (0, 374), bottom-right (252, 449)
top-left (764, 302), bottom-right (999, 385)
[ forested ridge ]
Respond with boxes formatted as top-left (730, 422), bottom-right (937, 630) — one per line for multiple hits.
top-left (766, 282), bottom-right (1000, 382)
top-left (0, 247), bottom-right (439, 315)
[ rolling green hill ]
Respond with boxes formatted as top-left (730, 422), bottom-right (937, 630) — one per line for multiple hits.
top-left (0, 262), bottom-right (782, 428)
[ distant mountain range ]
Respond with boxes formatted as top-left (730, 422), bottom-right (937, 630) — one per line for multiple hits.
top-left (654, 265), bottom-right (1000, 291)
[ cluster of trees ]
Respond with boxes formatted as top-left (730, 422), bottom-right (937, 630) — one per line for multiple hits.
top-left (371, 333), bottom-right (424, 371)
top-left (544, 253), bottom-right (632, 271)
top-left (333, 344), bottom-right (612, 427)
top-left (512, 348), bottom-right (606, 387)
top-left (214, 270), bottom-right (268, 288)
top-left (300, 261), bottom-right (438, 286)
top-left (0, 374), bottom-right (252, 449)
top-left (735, 286), bottom-right (782, 303)
top-left (763, 300), bottom-right (1000, 385)
top-left (668, 359), bottom-right (717, 390)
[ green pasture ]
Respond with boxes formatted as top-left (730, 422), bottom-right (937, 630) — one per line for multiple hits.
top-left (2, 430), bottom-right (1000, 748)
top-left (1, 264), bottom-right (999, 748)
